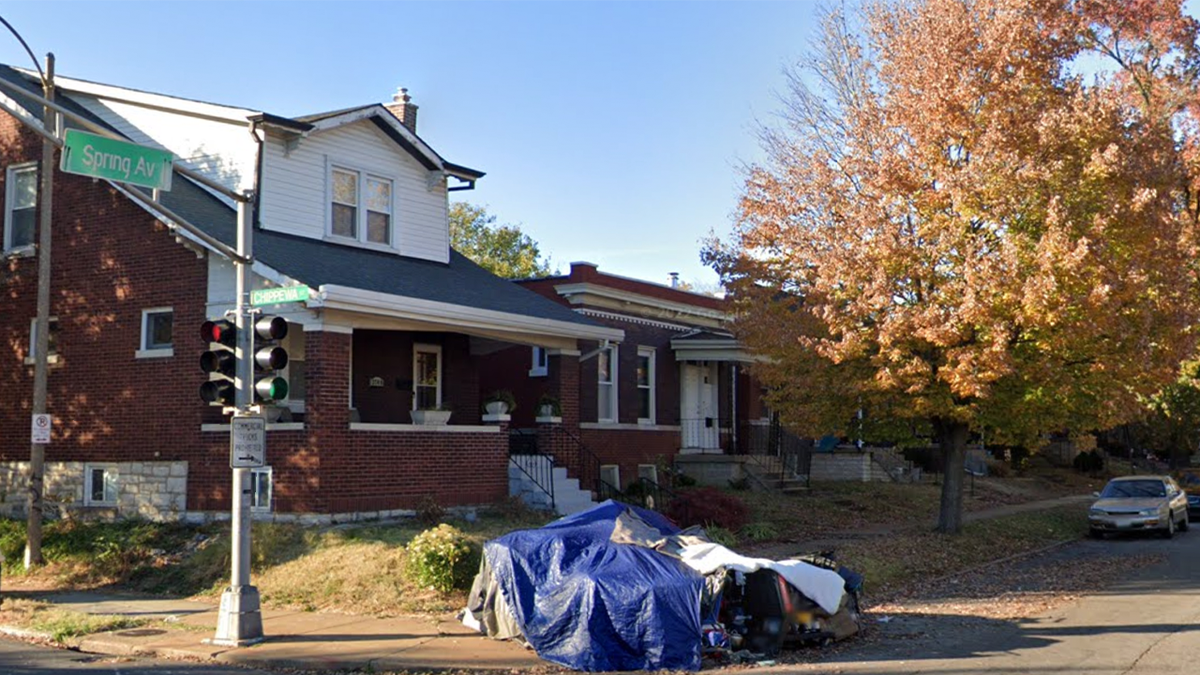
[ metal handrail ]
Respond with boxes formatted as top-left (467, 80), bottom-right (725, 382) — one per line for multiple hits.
top-left (546, 424), bottom-right (622, 500)
top-left (508, 429), bottom-right (555, 512)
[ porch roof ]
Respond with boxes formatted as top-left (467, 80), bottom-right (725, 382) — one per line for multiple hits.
top-left (670, 329), bottom-right (755, 363)
top-left (150, 150), bottom-right (621, 343)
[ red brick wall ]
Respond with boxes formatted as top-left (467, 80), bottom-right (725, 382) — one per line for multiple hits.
top-left (578, 428), bottom-right (678, 489)
top-left (0, 113), bottom-right (507, 516)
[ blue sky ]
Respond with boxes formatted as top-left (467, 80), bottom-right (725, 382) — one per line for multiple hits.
top-left (0, 1), bottom-right (822, 288)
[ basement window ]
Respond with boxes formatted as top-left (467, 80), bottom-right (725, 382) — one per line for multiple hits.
top-left (84, 464), bottom-right (118, 506)
top-left (250, 467), bottom-right (272, 512)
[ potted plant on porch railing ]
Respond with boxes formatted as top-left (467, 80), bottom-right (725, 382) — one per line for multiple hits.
top-left (411, 402), bottom-right (453, 425)
top-left (482, 390), bottom-right (517, 416)
top-left (536, 394), bottom-right (563, 421)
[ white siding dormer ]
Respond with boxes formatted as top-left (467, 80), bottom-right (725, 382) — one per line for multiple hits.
top-left (259, 120), bottom-right (449, 264)
top-left (68, 95), bottom-right (258, 198)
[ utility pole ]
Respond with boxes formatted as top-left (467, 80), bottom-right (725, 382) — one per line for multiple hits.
top-left (211, 195), bottom-right (263, 646)
top-left (26, 52), bottom-right (54, 568)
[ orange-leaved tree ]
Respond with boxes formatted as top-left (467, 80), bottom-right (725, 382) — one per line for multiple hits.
top-left (705, 0), bottom-right (1200, 533)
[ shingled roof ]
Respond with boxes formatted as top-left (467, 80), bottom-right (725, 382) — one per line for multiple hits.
top-left (0, 65), bottom-right (605, 331)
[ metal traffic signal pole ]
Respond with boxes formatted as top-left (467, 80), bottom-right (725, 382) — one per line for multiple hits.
top-left (211, 195), bottom-right (263, 646)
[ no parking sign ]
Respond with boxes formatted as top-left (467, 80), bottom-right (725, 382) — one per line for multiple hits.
top-left (30, 414), bottom-right (51, 444)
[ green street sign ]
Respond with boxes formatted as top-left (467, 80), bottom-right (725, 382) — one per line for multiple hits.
top-left (60, 129), bottom-right (174, 191)
top-left (250, 285), bottom-right (311, 307)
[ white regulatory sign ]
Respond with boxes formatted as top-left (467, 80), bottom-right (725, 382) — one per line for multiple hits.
top-left (31, 414), bottom-right (52, 444)
top-left (230, 416), bottom-right (266, 468)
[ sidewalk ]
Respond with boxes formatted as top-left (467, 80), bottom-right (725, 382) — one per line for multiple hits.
top-left (0, 494), bottom-right (1093, 673)
top-left (0, 590), bottom-right (546, 672)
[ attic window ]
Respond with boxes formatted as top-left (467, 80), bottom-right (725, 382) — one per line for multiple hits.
top-left (329, 164), bottom-right (393, 247)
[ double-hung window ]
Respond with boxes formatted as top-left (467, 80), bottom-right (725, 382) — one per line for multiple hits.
top-left (330, 165), bottom-right (393, 246)
top-left (26, 317), bottom-right (59, 365)
top-left (530, 347), bottom-right (548, 377)
top-left (598, 344), bottom-right (617, 423)
top-left (637, 347), bottom-right (655, 424)
top-left (4, 163), bottom-right (37, 252)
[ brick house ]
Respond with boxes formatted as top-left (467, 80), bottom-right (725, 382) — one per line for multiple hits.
top-left (0, 65), bottom-right (620, 523)
top-left (481, 261), bottom-right (768, 500)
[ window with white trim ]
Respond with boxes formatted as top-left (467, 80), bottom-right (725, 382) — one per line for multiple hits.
top-left (330, 165), bottom-right (393, 246)
top-left (25, 317), bottom-right (59, 365)
top-left (84, 464), bottom-right (118, 506)
top-left (250, 467), bottom-right (272, 512)
top-left (136, 308), bottom-right (174, 358)
top-left (413, 344), bottom-right (443, 410)
top-left (600, 464), bottom-right (621, 491)
top-left (283, 329), bottom-right (306, 410)
top-left (4, 163), bottom-right (37, 252)
top-left (530, 346), bottom-right (548, 377)
top-left (638, 464), bottom-right (659, 485)
top-left (597, 344), bottom-right (617, 423)
top-left (637, 347), bottom-right (655, 423)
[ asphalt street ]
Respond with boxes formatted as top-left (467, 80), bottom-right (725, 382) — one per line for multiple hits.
top-left (0, 639), bottom-right (279, 674)
top-left (775, 530), bottom-right (1200, 674)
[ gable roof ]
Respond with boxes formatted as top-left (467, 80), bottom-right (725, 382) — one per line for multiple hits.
top-left (0, 64), bottom-right (612, 341)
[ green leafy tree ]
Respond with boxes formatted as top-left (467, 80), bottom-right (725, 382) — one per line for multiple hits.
top-left (449, 203), bottom-right (553, 279)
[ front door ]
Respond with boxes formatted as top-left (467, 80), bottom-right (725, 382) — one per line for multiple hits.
top-left (680, 361), bottom-right (719, 451)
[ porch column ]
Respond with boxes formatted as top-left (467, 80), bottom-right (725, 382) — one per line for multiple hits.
top-left (301, 329), bottom-right (352, 513)
top-left (538, 349), bottom-right (580, 475)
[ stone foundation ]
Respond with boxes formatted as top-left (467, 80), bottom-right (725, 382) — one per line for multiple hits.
top-left (0, 461), bottom-right (187, 521)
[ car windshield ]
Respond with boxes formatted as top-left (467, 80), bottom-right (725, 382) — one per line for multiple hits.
top-left (1100, 480), bottom-right (1166, 499)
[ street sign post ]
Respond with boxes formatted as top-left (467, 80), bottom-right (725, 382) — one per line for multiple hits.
top-left (30, 414), bottom-right (51, 444)
top-left (60, 129), bottom-right (174, 191)
top-left (230, 416), bottom-right (266, 469)
top-left (250, 285), bottom-right (310, 307)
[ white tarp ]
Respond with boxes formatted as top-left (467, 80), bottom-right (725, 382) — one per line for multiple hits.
top-left (679, 542), bottom-right (846, 614)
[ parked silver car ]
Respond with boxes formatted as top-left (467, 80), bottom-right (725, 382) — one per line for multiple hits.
top-left (1088, 476), bottom-right (1189, 539)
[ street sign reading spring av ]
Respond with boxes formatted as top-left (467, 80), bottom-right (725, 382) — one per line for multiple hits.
top-left (60, 129), bottom-right (175, 191)
top-left (230, 416), bottom-right (266, 469)
top-left (250, 285), bottom-right (311, 307)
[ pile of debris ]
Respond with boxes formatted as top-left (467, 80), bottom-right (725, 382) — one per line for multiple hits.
top-left (462, 500), bottom-right (863, 671)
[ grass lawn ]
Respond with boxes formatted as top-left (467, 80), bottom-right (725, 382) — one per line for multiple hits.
top-left (0, 465), bottom-right (1103, 623)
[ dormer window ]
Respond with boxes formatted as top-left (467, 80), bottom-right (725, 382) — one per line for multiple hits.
top-left (329, 164), bottom-right (393, 247)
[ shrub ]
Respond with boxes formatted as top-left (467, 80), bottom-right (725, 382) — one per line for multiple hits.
top-left (664, 487), bottom-right (749, 531)
top-left (985, 459), bottom-right (1010, 478)
top-left (740, 521), bottom-right (779, 542)
top-left (705, 526), bottom-right (739, 548)
top-left (1073, 449), bottom-right (1105, 474)
top-left (404, 524), bottom-right (480, 594)
top-left (415, 495), bottom-right (446, 526)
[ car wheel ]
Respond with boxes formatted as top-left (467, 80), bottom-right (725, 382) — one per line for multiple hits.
top-left (1163, 515), bottom-right (1176, 539)
top-left (1088, 527), bottom-right (1105, 539)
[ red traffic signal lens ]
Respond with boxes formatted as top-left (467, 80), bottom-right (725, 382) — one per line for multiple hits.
top-left (201, 319), bottom-right (236, 346)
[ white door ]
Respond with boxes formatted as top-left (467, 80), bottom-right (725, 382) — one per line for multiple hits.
top-left (680, 362), bottom-right (719, 450)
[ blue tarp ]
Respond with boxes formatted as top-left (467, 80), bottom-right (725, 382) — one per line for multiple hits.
top-left (484, 500), bottom-right (705, 671)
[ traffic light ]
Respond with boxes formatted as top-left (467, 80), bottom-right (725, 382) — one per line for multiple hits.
top-left (251, 315), bottom-right (289, 403)
top-left (199, 319), bottom-right (236, 406)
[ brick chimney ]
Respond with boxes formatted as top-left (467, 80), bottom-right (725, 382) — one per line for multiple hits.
top-left (386, 87), bottom-right (419, 134)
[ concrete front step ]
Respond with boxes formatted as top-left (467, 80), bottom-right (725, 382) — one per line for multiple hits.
top-left (508, 456), bottom-right (596, 516)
